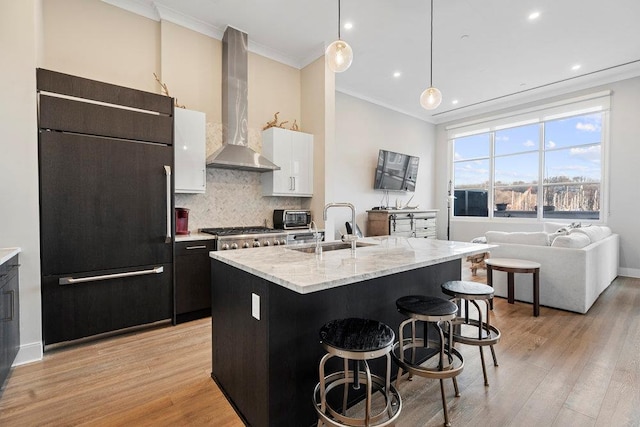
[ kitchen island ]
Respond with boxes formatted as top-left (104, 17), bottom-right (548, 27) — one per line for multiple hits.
top-left (210, 236), bottom-right (491, 427)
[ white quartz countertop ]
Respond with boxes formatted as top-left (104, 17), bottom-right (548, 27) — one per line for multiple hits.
top-left (175, 232), bottom-right (216, 242)
top-left (0, 247), bottom-right (21, 266)
top-left (210, 237), bottom-right (492, 294)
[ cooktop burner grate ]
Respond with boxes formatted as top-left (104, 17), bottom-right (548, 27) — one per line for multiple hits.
top-left (200, 226), bottom-right (284, 236)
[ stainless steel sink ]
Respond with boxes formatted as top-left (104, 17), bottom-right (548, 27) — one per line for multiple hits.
top-left (290, 241), bottom-right (377, 254)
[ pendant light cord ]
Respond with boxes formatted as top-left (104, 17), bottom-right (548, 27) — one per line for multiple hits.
top-left (430, 0), bottom-right (434, 87)
top-left (338, 0), bottom-right (342, 40)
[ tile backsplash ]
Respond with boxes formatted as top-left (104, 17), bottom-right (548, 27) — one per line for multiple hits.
top-left (174, 122), bottom-right (306, 230)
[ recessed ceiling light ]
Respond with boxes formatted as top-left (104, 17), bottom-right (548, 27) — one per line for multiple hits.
top-left (528, 11), bottom-right (540, 20)
top-left (344, 22), bottom-right (353, 30)
top-left (452, 99), bottom-right (459, 105)
top-left (571, 64), bottom-right (581, 71)
top-left (393, 71), bottom-right (401, 78)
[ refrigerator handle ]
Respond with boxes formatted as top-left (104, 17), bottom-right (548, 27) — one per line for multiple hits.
top-left (164, 165), bottom-right (172, 243)
top-left (59, 266), bottom-right (165, 285)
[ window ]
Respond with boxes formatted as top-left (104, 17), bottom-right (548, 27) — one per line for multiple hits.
top-left (448, 92), bottom-right (609, 221)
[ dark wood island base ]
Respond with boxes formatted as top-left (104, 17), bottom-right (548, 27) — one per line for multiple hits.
top-left (211, 258), bottom-right (461, 427)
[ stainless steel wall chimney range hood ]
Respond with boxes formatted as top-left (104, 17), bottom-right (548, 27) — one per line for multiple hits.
top-left (206, 26), bottom-right (280, 172)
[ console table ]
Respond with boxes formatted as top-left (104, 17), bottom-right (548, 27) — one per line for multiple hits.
top-left (366, 209), bottom-right (438, 238)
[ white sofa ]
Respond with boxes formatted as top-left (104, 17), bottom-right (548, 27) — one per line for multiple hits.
top-left (485, 223), bottom-right (619, 314)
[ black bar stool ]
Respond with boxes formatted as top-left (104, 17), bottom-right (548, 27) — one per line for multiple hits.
top-left (313, 318), bottom-right (402, 427)
top-left (441, 280), bottom-right (501, 386)
top-left (391, 295), bottom-right (464, 427)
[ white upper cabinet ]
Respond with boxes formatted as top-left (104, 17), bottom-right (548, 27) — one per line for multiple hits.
top-left (174, 108), bottom-right (206, 194)
top-left (261, 127), bottom-right (313, 197)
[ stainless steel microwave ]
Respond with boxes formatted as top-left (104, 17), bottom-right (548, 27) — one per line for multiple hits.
top-left (273, 210), bottom-right (312, 229)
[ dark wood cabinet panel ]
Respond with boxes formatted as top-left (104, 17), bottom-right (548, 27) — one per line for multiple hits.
top-left (36, 68), bottom-right (172, 115)
top-left (42, 263), bottom-right (172, 345)
top-left (175, 240), bottom-right (215, 323)
top-left (0, 255), bottom-right (20, 393)
top-left (39, 95), bottom-right (173, 145)
top-left (39, 131), bottom-right (172, 276)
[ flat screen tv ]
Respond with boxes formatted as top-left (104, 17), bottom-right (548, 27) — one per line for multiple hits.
top-left (373, 149), bottom-right (419, 192)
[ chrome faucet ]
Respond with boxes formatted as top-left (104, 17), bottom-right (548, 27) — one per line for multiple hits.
top-left (323, 202), bottom-right (358, 253)
top-left (309, 220), bottom-right (321, 255)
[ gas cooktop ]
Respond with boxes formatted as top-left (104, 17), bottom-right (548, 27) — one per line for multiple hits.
top-left (200, 226), bottom-right (283, 237)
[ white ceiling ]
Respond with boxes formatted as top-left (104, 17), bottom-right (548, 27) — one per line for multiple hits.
top-left (106, 0), bottom-right (640, 124)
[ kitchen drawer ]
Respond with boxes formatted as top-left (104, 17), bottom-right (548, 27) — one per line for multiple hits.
top-left (175, 240), bottom-right (216, 323)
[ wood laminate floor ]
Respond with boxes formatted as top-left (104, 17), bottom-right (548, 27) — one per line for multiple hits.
top-left (1, 265), bottom-right (639, 426)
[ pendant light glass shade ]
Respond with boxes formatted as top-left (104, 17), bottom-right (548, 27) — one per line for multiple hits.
top-left (325, 40), bottom-right (353, 73)
top-left (420, 87), bottom-right (442, 110)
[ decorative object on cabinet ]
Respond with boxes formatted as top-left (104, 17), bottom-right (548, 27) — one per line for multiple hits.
top-left (175, 240), bottom-right (215, 323)
top-left (367, 209), bottom-right (437, 238)
top-left (290, 120), bottom-right (299, 131)
top-left (153, 72), bottom-right (185, 109)
top-left (0, 252), bottom-right (20, 393)
top-left (261, 127), bottom-right (314, 197)
top-left (174, 108), bottom-right (206, 194)
top-left (263, 112), bottom-right (280, 130)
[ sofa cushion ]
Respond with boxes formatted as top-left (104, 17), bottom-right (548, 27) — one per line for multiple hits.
top-left (485, 231), bottom-right (549, 246)
top-left (551, 233), bottom-right (591, 248)
top-left (570, 225), bottom-right (612, 243)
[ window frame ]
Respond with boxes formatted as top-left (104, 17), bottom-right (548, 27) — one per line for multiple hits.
top-left (447, 91), bottom-right (610, 223)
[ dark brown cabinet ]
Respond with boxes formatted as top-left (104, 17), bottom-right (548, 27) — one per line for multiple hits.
top-left (37, 69), bottom-right (174, 346)
top-left (1, 255), bottom-right (20, 393)
top-left (175, 240), bottom-right (215, 323)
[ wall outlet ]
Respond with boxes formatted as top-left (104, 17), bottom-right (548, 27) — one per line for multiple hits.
top-left (252, 293), bottom-right (260, 320)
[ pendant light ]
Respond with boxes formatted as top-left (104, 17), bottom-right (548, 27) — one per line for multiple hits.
top-left (420, 0), bottom-right (442, 109)
top-left (325, 0), bottom-right (353, 73)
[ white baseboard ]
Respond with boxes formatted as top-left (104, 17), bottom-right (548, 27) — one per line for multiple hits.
top-left (13, 341), bottom-right (43, 366)
top-left (618, 267), bottom-right (640, 279)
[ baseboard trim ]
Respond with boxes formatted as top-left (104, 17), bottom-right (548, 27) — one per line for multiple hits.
top-left (13, 341), bottom-right (43, 366)
top-left (618, 267), bottom-right (640, 279)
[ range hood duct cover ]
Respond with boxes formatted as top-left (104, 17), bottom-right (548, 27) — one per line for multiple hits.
top-left (206, 26), bottom-right (280, 172)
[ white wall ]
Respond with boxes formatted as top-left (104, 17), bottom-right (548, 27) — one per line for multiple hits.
top-left (435, 76), bottom-right (640, 277)
top-left (329, 92), bottom-right (436, 239)
top-left (0, 0), bottom-right (43, 364)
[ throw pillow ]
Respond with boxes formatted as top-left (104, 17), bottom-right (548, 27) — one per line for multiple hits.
top-left (551, 233), bottom-right (591, 248)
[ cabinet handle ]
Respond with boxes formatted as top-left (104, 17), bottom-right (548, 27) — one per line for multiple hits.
top-left (292, 176), bottom-right (296, 191)
top-left (164, 165), bottom-right (172, 243)
top-left (202, 169), bottom-right (206, 188)
top-left (59, 266), bottom-right (164, 285)
top-left (2, 290), bottom-right (14, 322)
top-left (289, 177), bottom-right (293, 190)
top-left (186, 245), bottom-right (207, 250)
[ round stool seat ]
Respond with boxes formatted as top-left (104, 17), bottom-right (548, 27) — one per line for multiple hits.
top-left (396, 295), bottom-right (458, 321)
top-left (441, 280), bottom-right (494, 300)
top-left (320, 318), bottom-right (395, 355)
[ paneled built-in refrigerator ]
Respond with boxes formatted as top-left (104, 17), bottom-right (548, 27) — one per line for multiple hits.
top-left (37, 69), bottom-right (175, 346)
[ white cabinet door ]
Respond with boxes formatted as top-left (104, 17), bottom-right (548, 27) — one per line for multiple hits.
top-left (290, 132), bottom-right (313, 195)
top-left (175, 108), bottom-right (206, 194)
top-left (262, 127), bottom-right (313, 197)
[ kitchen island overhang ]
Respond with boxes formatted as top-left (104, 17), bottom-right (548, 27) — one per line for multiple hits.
top-left (209, 237), bottom-right (492, 427)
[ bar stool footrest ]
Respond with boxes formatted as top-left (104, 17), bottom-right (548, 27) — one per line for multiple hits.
top-left (391, 338), bottom-right (464, 380)
top-left (313, 372), bottom-right (401, 427)
top-left (449, 319), bottom-right (501, 346)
